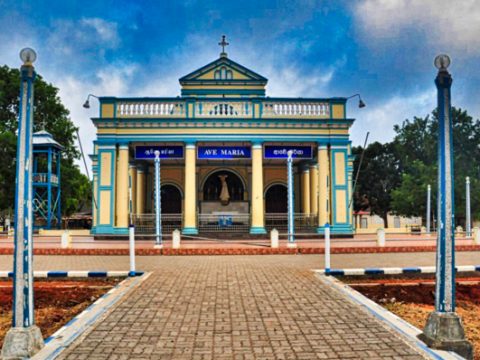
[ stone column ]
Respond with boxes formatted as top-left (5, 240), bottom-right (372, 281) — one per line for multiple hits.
top-left (183, 142), bottom-right (198, 235)
top-left (310, 164), bottom-right (319, 217)
top-left (250, 142), bottom-right (266, 234)
top-left (301, 167), bottom-right (311, 214)
top-left (317, 144), bottom-right (330, 231)
top-left (115, 144), bottom-right (130, 231)
top-left (136, 166), bottom-right (146, 214)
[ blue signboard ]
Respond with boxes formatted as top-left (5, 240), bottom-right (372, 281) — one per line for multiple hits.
top-left (197, 146), bottom-right (251, 159)
top-left (264, 145), bottom-right (312, 159)
top-left (135, 146), bottom-right (184, 159)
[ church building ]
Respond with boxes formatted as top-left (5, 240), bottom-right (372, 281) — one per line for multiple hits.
top-left (89, 38), bottom-right (355, 237)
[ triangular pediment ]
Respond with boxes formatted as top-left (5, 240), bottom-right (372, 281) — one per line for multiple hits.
top-left (179, 56), bottom-right (268, 83)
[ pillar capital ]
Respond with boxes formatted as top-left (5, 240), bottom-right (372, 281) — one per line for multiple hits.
top-left (251, 140), bottom-right (263, 148)
top-left (118, 143), bottom-right (129, 150)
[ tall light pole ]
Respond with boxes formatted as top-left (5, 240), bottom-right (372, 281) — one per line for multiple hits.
top-left (154, 150), bottom-right (163, 247)
top-left (1, 48), bottom-right (45, 359)
top-left (466, 177), bottom-right (471, 238)
top-left (419, 55), bottom-right (472, 359)
top-left (287, 150), bottom-right (296, 247)
top-left (426, 184), bottom-right (431, 235)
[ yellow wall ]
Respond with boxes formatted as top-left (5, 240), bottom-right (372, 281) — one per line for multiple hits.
top-left (101, 104), bottom-right (114, 118)
top-left (332, 104), bottom-right (344, 119)
top-left (100, 152), bottom-right (112, 186)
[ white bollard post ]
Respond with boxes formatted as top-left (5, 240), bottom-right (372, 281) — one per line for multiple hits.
top-left (324, 223), bottom-right (331, 272)
top-left (61, 230), bottom-right (71, 249)
top-left (473, 227), bottom-right (480, 245)
top-left (377, 228), bottom-right (386, 247)
top-left (270, 228), bottom-right (279, 248)
top-left (172, 229), bottom-right (181, 249)
top-left (129, 225), bottom-right (136, 276)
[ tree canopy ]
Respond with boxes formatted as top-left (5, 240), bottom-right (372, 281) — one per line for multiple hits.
top-left (0, 65), bottom-right (90, 218)
top-left (353, 107), bottom-right (480, 227)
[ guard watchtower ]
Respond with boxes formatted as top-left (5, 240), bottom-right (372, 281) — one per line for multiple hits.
top-left (32, 130), bottom-right (63, 229)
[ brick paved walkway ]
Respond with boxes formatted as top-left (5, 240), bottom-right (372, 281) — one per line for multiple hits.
top-left (56, 256), bottom-right (427, 359)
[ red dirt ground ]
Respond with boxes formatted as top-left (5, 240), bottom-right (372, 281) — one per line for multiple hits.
top-left (352, 279), bottom-right (480, 359)
top-left (0, 279), bottom-right (119, 348)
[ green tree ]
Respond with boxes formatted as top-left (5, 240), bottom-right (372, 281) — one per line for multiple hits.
top-left (352, 142), bottom-right (402, 226)
top-left (391, 107), bottom-right (480, 225)
top-left (0, 65), bottom-right (90, 218)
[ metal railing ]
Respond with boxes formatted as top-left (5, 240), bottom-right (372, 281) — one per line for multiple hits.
top-left (198, 213), bottom-right (250, 233)
top-left (132, 214), bottom-right (182, 234)
top-left (265, 213), bottom-right (317, 232)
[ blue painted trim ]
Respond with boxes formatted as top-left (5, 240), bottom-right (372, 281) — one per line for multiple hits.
top-left (88, 271), bottom-right (108, 277)
top-left (181, 89), bottom-right (266, 96)
top-left (402, 267), bottom-right (421, 274)
top-left (47, 271), bottom-right (68, 278)
top-left (182, 227), bottom-right (198, 235)
top-left (365, 268), bottom-right (384, 275)
top-left (249, 226), bottom-right (267, 234)
top-left (96, 136), bottom-right (351, 144)
top-left (113, 227), bottom-right (129, 235)
top-left (325, 269), bottom-right (345, 276)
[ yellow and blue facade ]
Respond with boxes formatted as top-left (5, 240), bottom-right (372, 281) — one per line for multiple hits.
top-left (89, 50), bottom-right (355, 236)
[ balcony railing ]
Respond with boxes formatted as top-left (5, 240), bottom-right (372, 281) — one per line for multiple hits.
top-left (33, 173), bottom-right (59, 185)
top-left (113, 98), bottom-right (331, 119)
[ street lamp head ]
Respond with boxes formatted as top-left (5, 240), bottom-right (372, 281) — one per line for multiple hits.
top-left (434, 54), bottom-right (451, 71)
top-left (346, 94), bottom-right (366, 108)
top-left (287, 150), bottom-right (293, 158)
top-left (20, 48), bottom-right (37, 65)
top-left (154, 150), bottom-right (160, 158)
top-left (82, 100), bottom-right (90, 109)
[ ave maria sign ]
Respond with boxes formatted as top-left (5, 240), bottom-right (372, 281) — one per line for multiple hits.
top-left (197, 146), bottom-right (251, 160)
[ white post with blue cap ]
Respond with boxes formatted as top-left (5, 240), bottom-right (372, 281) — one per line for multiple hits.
top-left (324, 223), bottom-right (330, 272)
top-left (426, 184), bottom-right (431, 235)
top-left (466, 177), bottom-right (471, 238)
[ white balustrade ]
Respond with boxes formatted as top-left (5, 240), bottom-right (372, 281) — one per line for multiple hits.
top-left (115, 100), bottom-right (330, 119)
top-left (116, 101), bottom-right (184, 117)
top-left (198, 102), bottom-right (249, 117)
top-left (263, 102), bottom-right (330, 117)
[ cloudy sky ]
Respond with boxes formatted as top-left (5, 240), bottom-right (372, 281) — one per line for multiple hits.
top-left (1, 0), bottom-right (479, 174)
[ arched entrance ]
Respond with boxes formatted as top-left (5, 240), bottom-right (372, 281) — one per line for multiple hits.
top-left (265, 184), bottom-right (287, 213)
top-left (203, 170), bottom-right (244, 202)
top-left (161, 184), bottom-right (182, 214)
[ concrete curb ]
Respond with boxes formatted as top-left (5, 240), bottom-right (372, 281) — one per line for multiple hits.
top-left (314, 265), bottom-right (480, 276)
top-left (0, 270), bottom-right (144, 278)
top-left (317, 274), bottom-right (464, 360)
top-left (0, 245), bottom-right (480, 255)
top-left (32, 272), bottom-right (151, 360)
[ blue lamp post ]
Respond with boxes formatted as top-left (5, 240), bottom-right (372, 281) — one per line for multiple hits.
top-left (154, 150), bottom-right (163, 247)
top-left (419, 55), bottom-right (472, 359)
top-left (286, 150), bottom-right (296, 247)
top-left (1, 48), bottom-right (44, 359)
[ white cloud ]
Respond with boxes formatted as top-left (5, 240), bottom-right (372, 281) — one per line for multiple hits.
top-left (353, 0), bottom-right (480, 54)
top-left (350, 89), bottom-right (435, 146)
top-left (81, 18), bottom-right (119, 45)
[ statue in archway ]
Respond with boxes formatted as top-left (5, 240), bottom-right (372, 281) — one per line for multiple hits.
top-left (218, 174), bottom-right (230, 205)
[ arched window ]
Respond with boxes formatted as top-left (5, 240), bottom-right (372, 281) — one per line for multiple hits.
top-left (226, 70), bottom-right (233, 80)
top-left (203, 170), bottom-right (244, 201)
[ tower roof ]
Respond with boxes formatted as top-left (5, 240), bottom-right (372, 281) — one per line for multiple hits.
top-left (33, 130), bottom-right (63, 150)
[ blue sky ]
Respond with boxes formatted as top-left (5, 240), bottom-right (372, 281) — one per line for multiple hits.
top-left (1, 0), bottom-right (479, 172)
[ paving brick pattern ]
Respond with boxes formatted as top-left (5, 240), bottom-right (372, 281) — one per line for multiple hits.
top-left (57, 256), bottom-right (426, 359)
